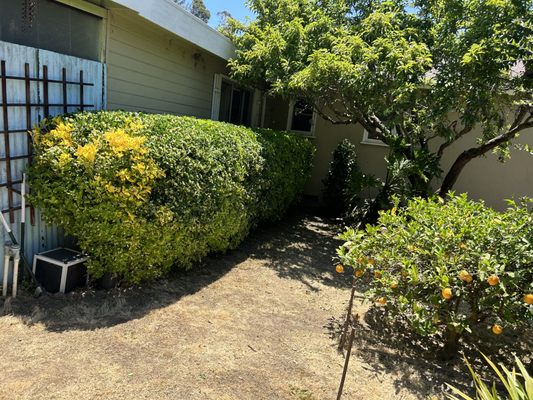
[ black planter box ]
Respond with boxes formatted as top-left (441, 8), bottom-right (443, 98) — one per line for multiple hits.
top-left (33, 248), bottom-right (88, 293)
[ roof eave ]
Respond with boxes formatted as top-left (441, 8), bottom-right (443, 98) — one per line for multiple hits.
top-left (108, 0), bottom-right (236, 60)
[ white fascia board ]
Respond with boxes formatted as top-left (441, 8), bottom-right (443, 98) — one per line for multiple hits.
top-left (109, 0), bottom-right (235, 60)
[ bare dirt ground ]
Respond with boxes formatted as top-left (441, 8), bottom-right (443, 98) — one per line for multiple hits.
top-left (0, 213), bottom-right (530, 400)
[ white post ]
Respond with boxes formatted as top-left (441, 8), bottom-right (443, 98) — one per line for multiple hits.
top-left (11, 245), bottom-right (20, 298)
top-left (2, 253), bottom-right (9, 297)
top-left (12, 257), bottom-right (19, 298)
top-left (21, 174), bottom-right (26, 224)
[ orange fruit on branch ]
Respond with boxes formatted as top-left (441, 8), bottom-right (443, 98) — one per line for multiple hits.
top-left (390, 282), bottom-right (398, 289)
top-left (524, 294), bottom-right (533, 305)
top-left (459, 270), bottom-right (473, 283)
top-left (376, 297), bottom-right (387, 306)
top-left (335, 264), bottom-right (344, 274)
top-left (442, 288), bottom-right (453, 300)
top-left (355, 269), bottom-right (364, 278)
top-left (487, 275), bottom-right (500, 286)
top-left (491, 324), bottom-right (503, 335)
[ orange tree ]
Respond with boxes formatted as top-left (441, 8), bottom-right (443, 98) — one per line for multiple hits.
top-left (337, 194), bottom-right (533, 355)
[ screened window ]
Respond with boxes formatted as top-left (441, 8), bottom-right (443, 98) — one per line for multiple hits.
top-left (287, 100), bottom-right (315, 136)
top-left (218, 79), bottom-right (253, 127)
top-left (0, 0), bottom-right (104, 61)
top-left (361, 129), bottom-right (389, 146)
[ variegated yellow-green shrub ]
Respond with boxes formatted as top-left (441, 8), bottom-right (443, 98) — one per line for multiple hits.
top-left (28, 111), bottom-right (314, 283)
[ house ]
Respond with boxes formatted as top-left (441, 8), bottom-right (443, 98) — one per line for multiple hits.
top-left (263, 97), bottom-right (533, 210)
top-left (0, 0), bottom-right (530, 275)
top-left (0, 0), bottom-right (265, 273)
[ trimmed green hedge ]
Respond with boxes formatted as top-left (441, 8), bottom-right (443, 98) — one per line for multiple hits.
top-left (28, 111), bottom-right (314, 283)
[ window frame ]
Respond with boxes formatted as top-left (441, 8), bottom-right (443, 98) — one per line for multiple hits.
top-left (361, 129), bottom-right (389, 147)
top-left (286, 99), bottom-right (317, 138)
top-left (211, 73), bottom-right (256, 127)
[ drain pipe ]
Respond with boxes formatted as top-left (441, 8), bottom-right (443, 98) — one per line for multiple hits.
top-left (0, 212), bottom-right (43, 296)
top-left (1, 243), bottom-right (20, 298)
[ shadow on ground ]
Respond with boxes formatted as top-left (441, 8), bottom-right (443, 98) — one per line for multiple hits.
top-left (248, 212), bottom-right (347, 292)
top-left (327, 305), bottom-right (533, 398)
top-left (1, 212), bottom-right (347, 332)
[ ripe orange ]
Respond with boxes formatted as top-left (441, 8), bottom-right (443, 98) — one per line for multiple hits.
top-left (442, 288), bottom-right (453, 300)
top-left (491, 324), bottom-right (503, 335)
top-left (374, 271), bottom-right (382, 279)
top-left (459, 270), bottom-right (473, 283)
top-left (376, 297), bottom-right (387, 306)
top-left (355, 269), bottom-right (364, 278)
top-left (335, 264), bottom-right (344, 274)
top-left (487, 275), bottom-right (500, 286)
top-left (524, 294), bottom-right (533, 305)
top-left (390, 282), bottom-right (398, 289)
top-left (367, 258), bottom-right (376, 266)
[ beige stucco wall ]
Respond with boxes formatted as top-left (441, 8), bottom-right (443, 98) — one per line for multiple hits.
top-left (313, 119), bottom-right (533, 210)
top-left (305, 116), bottom-right (389, 197)
top-left (106, 9), bottom-right (228, 118)
top-left (266, 98), bottom-right (533, 210)
top-left (438, 127), bottom-right (533, 209)
top-left (264, 97), bottom-right (389, 198)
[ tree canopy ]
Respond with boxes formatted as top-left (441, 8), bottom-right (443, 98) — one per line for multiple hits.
top-left (227, 0), bottom-right (533, 197)
top-left (190, 0), bottom-right (211, 23)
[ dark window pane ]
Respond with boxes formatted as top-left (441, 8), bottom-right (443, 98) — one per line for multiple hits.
top-left (241, 90), bottom-right (252, 126)
top-left (291, 100), bottom-right (313, 132)
top-left (218, 79), bottom-right (253, 127)
top-left (366, 130), bottom-right (381, 140)
top-left (230, 88), bottom-right (243, 124)
top-left (0, 0), bottom-right (104, 61)
top-left (219, 80), bottom-right (232, 122)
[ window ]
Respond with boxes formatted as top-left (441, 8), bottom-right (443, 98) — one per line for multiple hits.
top-left (361, 129), bottom-right (388, 146)
top-left (0, 0), bottom-right (105, 62)
top-left (287, 100), bottom-right (316, 137)
top-left (212, 75), bottom-right (253, 127)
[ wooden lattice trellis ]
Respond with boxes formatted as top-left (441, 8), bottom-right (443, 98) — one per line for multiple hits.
top-left (0, 59), bottom-right (95, 224)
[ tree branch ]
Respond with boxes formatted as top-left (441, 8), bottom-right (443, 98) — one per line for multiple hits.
top-left (438, 113), bottom-right (533, 195)
top-left (437, 123), bottom-right (474, 158)
top-left (313, 106), bottom-right (353, 125)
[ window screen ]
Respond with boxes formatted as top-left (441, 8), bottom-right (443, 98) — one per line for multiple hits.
top-left (0, 0), bottom-right (104, 61)
top-left (366, 129), bottom-right (381, 140)
top-left (290, 100), bottom-right (313, 132)
top-left (218, 79), bottom-right (253, 127)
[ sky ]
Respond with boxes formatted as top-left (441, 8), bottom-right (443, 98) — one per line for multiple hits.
top-left (203, 0), bottom-right (255, 27)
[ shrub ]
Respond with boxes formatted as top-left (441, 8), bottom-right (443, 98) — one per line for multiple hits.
top-left (446, 354), bottom-right (532, 400)
top-left (322, 139), bottom-right (379, 220)
top-left (337, 194), bottom-right (533, 355)
top-left (254, 128), bottom-right (315, 222)
top-left (322, 139), bottom-right (360, 216)
top-left (29, 111), bottom-right (314, 283)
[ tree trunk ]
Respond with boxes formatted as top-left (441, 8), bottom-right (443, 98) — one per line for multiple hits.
top-left (439, 327), bottom-right (461, 360)
top-left (438, 120), bottom-right (531, 196)
top-left (438, 150), bottom-right (475, 195)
